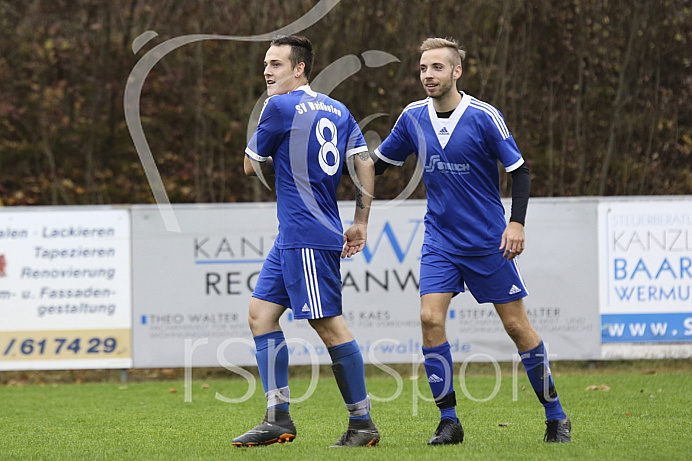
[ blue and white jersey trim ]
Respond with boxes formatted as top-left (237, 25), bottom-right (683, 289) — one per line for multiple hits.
top-left (469, 98), bottom-right (510, 140)
top-left (390, 99), bottom-right (427, 131)
top-left (505, 158), bottom-right (525, 173)
top-left (398, 99), bottom-right (428, 119)
top-left (373, 99), bottom-right (428, 166)
top-left (257, 95), bottom-right (274, 120)
top-left (245, 147), bottom-right (267, 162)
top-left (373, 147), bottom-right (404, 166)
top-left (346, 145), bottom-right (369, 158)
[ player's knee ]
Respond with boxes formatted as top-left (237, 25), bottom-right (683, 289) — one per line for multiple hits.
top-left (503, 320), bottom-right (525, 343)
top-left (248, 311), bottom-right (261, 334)
top-left (420, 308), bottom-right (445, 331)
top-left (248, 303), bottom-right (275, 335)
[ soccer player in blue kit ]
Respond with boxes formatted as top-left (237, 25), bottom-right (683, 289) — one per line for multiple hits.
top-left (231, 35), bottom-right (379, 448)
top-left (374, 38), bottom-right (571, 445)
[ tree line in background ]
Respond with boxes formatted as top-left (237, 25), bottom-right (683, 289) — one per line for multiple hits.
top-left (0, 0), bottom-right (690, 206)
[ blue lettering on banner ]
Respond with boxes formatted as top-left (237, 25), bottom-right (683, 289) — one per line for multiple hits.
top-left (601, 313), bottom-right (692, 343)
top-left (360, 220), bottom-right (423, 264)
top-left (613, 257), bottom-right (692, 280)
top-left (613, 285), bottom-right (691, 302)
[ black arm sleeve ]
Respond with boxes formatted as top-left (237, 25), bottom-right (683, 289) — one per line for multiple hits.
top-left (509, 164), bottom-right (530, 226)
top-left (374, 159), bottom-right (391, 175)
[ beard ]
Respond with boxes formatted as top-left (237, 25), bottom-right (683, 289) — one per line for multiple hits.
top-left (424, 70), bottom-right (456, 99)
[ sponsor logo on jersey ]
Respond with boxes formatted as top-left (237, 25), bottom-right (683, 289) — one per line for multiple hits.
top-left (424, 155), bottom-right (470, 174)
top-left (509, 285), bottom-right (522, 295)
top-left (438, 126), bottom-right (450, 135)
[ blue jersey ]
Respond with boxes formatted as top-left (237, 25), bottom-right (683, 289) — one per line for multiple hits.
top-left (246, 85), bottom-right (368, 250)
top-left (375, 93), bottom-right (524, 256)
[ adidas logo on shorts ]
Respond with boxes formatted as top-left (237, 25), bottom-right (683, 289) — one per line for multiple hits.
top-left (301, 303), bottom-right (310, 313)
top-left (428, 374), bottom-right (444, 383)
top-left (509, 285), bottom-right (522, 295)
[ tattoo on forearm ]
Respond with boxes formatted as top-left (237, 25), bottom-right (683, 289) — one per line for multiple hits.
top-left (357, 150), bottom-right (370, 161)
top-left (356, 187), bottom-right (365, 209)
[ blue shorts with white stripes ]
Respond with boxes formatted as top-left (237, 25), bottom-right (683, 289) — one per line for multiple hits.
top-left (252, 245), bottom-right (342, 320)
top-left (419, 244), bottom-right (529, 304)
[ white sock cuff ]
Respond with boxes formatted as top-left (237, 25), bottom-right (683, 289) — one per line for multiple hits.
top-left (345, 395), bottom-right (371, 417)
top-left (266, 386), bottom-right (290, 407)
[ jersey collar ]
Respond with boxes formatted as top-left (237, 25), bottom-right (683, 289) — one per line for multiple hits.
top-left (293, 84), bottom-right (317, 97)
top-left (426, 92), bottom-right (472, 149)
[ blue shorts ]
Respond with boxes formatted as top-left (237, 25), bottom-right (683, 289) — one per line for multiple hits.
top-left (252, 245), bottom-right (342, 319)
top-left (419, 244), bottom-right (528, 304)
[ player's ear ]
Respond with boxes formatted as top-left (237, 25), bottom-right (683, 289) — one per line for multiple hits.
top-left (295, 61), bottom-right (305, 78)
top-left (454, 64), bottom-right (462, 80)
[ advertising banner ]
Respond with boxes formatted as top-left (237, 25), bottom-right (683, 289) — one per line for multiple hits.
top-left (0, 208), bottom-right (132, 370)
top-left (131, 204), bottom-right (273, 368)
top-left (599, 200), bottom-right (692, 343)
top-left (132, 200), bottom-right (601, 368)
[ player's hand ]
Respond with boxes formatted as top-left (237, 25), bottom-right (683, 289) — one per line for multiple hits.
top-left (342, 222), bottom-right (367, 259)
top-left (500, 221), bottom-right (525, 261)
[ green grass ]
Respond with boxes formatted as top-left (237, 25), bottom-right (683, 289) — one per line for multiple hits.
top-left (1, 363), bottom-right (691, 460)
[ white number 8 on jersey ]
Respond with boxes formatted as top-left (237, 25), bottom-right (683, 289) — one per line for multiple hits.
top-left (316, 117), bottom-right (340, 176)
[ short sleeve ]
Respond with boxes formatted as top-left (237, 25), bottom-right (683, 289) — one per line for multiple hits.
top-left (246, 97), bottom-right (284, 162)
top-left (494, 136), bottom-right (525, 172)
top-left (373, 112), bottom-right (415, 166)
top-left (481, 107), bottom-right (524, 172)
top-left (345, 114), bottom-right (368, 158)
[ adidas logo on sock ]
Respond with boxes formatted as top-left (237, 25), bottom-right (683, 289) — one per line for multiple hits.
top-left (509, 285), bottom-right (522, 295)
top-left (428, 374), bottom-right (444, 383)
top-left (301, 303), bottom-right (310, 312)
top-left (438, 127), bottom-right (450, 135)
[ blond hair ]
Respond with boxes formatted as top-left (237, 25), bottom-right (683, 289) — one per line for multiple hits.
top-left (420, 37), bottom-right (466, 67)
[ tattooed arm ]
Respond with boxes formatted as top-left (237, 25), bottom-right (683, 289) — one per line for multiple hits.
top-left (341, 150), bottom-right (375, 258)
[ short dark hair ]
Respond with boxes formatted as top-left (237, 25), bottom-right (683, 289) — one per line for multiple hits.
top-left (270, 35), bottom-right (314, 79)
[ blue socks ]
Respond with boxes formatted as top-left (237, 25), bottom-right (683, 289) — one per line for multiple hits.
top-left (255, 334), bottom-right (372, 422)
top-left (519, 341), bottom-right (566, 421)
top-left (255, 331), bottom-right (289, 413)
top-left (423, 342), bottom-right (457, 421)
top-left (328, 340), bottom-right (371, 421)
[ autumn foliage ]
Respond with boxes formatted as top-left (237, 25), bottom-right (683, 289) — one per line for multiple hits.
top-left (0, 0), bottom-right (690, 206)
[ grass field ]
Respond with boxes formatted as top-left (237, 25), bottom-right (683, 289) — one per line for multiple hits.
top-left (1, 361), bottom-right (691, 460)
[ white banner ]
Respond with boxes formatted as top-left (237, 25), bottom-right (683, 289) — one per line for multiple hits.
top-left (7, 198), bottom-right (692, 370)
top-left (0, 208), bottom-right (132, 370)
top-left (599, 200), bottom-right (692, 343)
top-left (131, 204), bottom-right (273, 368)
top-left (132, 200), bottom-right (601, 368)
